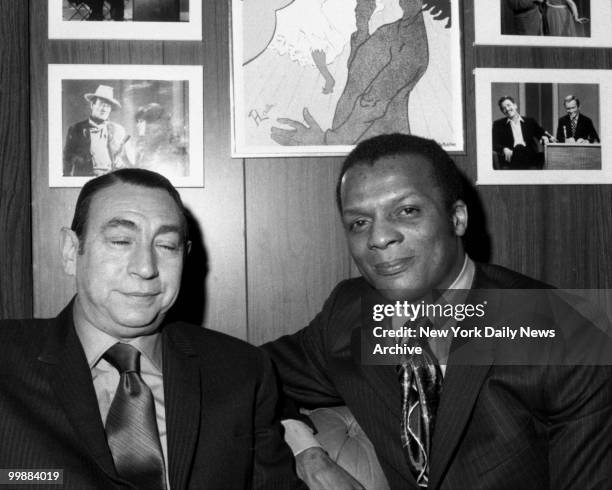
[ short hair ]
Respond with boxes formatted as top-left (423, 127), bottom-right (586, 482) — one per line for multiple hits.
top-left (71, 169), bottom-right (189, 250)
top-left (564, 95), bottom-right (580, 107)
top-left (336, 133), bottom-right (465, 213)
top-left (498, 95), bottom-right (515, 109)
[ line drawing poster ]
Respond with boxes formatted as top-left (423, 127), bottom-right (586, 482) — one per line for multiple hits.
top-left (231, 0), bottom-right (464, 157)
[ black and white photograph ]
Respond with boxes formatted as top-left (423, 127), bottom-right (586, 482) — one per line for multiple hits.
top-left (49, 0), bottom-right (201, 40)
top-left (501, 0), bottom-right (591, 37)
top-left (49, 64), bottom-right (203, 187)
top-left (475, 68), bottom-right (611, 184)
top-left (474, 0), bottom-right (612, 46)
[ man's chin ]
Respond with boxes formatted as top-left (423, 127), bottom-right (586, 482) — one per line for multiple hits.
top-left (111, 310), bottom-right (164, 335)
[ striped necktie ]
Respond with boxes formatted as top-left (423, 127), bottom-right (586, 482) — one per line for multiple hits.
top-left (103, 343), bottom-right (167, 490)
top-left (570, 116), bottom-right (578, 138)
top-left (397, 318), bottom-right (442, 488)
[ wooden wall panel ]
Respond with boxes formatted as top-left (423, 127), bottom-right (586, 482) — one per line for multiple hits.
top-left (0, 0), bottom-right (32, 319)
top-left (245, 158), bottom-right (351, 344)
top-left (30, 1), bottom-right (248, 338)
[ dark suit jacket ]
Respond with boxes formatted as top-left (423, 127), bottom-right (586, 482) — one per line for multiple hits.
top-left (0, 304), bottom-right (304, 490)
top-left (492, 116), bottom-right (545, 156)
top-left (264, 263), bottom-right (612, 490)
top-left (492, 116), bottom-right (546, 168)
top-left (63, 120), bottom-right (130, 176)
top-left (556, 114), bottom-right (600, 143)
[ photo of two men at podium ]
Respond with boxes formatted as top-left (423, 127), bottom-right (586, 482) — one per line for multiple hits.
top-left (63, 0), bottom-right (189, 22)
top-left (492, 82), bottom-right (601, 170)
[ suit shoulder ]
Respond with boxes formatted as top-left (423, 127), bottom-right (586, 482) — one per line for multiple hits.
top-left (164, 322), bottom-right (265, 361)
top-left (0, 318), bottom-right (52, 358)
top-left (475, 262), bottom-right (552, 289)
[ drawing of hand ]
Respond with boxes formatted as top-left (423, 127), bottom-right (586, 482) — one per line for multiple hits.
top-left (271, 108), bottom-right (326, 145)
top-left (575, 17), bottom-right (589, 24)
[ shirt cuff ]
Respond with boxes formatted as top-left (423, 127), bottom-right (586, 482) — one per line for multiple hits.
top-left (281, 419), bottom-right (322, 456)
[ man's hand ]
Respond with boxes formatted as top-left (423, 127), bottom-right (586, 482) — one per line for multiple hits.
top-left (296, 447), bottom-right (365, 490)
top-left (271, 108), bottom-right (326, 146)
top-left (503, 147), bottom-right (513, 163)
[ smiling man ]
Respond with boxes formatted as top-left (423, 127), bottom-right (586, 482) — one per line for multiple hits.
top-left (0, 169), bottom-right (304, 490)
top-left (492, 95), bottom-right (554, 170)
top-left (263, 133), bottom-right (612, 489)
top-left (555, 94), bottom-right (600, 144)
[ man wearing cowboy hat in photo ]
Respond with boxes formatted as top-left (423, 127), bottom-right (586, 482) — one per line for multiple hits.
top-left (64, 84), bottom-right (133, 177)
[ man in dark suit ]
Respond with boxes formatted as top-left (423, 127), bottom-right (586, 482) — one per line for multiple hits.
top-left (264, 134), bottom-right (612, 489)
top-left (492, 95), bottom-right (552, 169)
top-left (63, 85), bottom-right (132, 177)
top-left (556, 94), bottom-right (600, 143)
top-left (0, 169), bottom-right (304, 490)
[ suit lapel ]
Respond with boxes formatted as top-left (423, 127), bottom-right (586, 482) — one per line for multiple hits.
top-left (350, 323), bottom-right (420, 487)
top-left (428, 267), bottom-right (501, 489)
top-left (163, 325), bottom-right (201, 490)
top-left (36, 303), bottom-right (118, 479)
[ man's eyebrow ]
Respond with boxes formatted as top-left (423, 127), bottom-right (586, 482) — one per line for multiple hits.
top-left (102, 218), bottom-right (138, 232)
top-left (342, 192), bottom-right (422, 216)
top-left (156, 224), bottom-right (183, 236)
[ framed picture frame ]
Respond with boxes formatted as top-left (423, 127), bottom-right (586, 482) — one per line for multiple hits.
top-left (474, 0), bottom-right (612, 47)
top-left (230, 0), bottom-right (464, 157)
top-left (49, 64), bottom-right (204, 187)
top-left (475, 68), bottom-right (612, 185)
top-left (49, 0), bottom-right (201, 40)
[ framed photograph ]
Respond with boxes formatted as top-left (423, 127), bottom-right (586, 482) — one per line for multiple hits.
top-left (49, 0), bottom-right (201, 40)
top-left (475, 68), bottom-right (612, 185)
top-left (474, 0), bottom-right (612, 46)
top-left (49, 64), bottom-right (204, 187)
top-left (230, 0), bottom-right (464, 157)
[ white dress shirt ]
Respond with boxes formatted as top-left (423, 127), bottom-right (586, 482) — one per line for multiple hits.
top-left (507, 115), bottom-right (526, 147)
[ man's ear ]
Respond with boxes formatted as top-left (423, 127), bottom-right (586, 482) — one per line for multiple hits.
top-left (60, 227), bottom-right (80, 276)
top-left (451, 200), bottom-right (468, 237)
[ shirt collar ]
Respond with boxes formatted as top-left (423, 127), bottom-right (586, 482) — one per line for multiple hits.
top-left (506, 115), bottom-right (524, 124)
top-left (447, 255), bottom-right (475, 291)
top-left (73, 310), bottom-right (163, 372)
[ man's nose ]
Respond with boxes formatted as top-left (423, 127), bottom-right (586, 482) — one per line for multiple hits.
top-left (367, 219), bottom-right (403, 250)
top-left (128, 243), bottom-right (159, 279)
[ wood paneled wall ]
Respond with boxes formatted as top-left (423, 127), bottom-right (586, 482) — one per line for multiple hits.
top-left (16, 1), bottom-right (612, 342)
top-left (0, 0), bottom-right (32, 319)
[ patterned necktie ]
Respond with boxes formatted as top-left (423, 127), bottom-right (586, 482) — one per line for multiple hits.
top-left (103, 343), bottom-right (167, 490)
top-left (570, 117), bottom-right (578, 138)
top-left (397, 318), bottom-right (443, 488)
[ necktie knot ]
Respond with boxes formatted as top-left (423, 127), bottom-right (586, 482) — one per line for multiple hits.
top-left (103, 343), bottom-right (140, 374)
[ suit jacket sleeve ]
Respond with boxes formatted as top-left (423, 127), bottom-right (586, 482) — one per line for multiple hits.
top-left (584, 116), bottom-right (600, 142)
top-left (262, 283), bottom-right (348, 409)
top-left (492, 119), bottom-right (509, 154)
top-left (252, 349), bottom-right (308, 489)
top-left (545, 363), bottom-right (612, 489)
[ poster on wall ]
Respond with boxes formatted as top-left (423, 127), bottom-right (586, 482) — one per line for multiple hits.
top-left (474, 0), bottom-right (612, 47)
top-left (48, 0), bottom-right (201, 40)
top-left (49, 64), bottom-right (203, 188)
top-left (230, 0), bottom-right (464, 157)
top-left (475, 68), bottom-right (612, 185)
